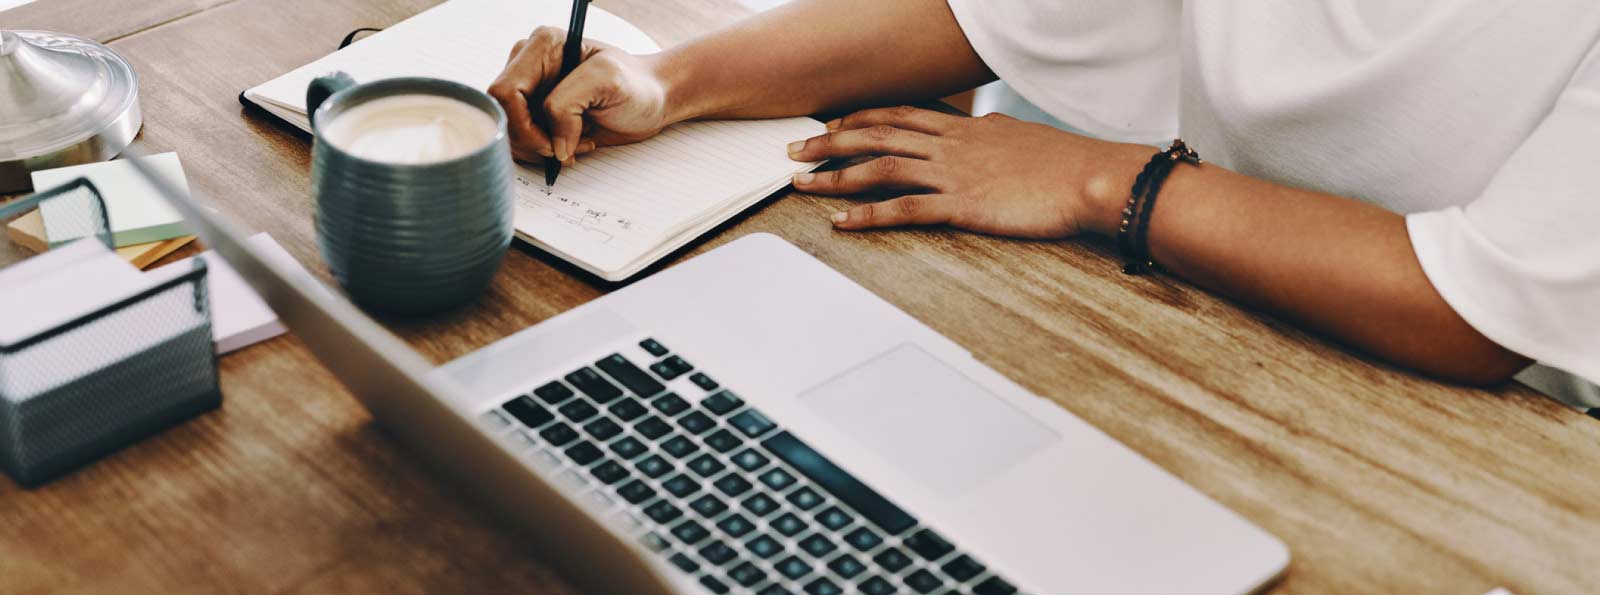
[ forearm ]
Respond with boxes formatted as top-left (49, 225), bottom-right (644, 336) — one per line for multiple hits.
top-left (651, 0), bottom-right (994, 123)
top-left (1083, 145), bottom-right (1531, 385)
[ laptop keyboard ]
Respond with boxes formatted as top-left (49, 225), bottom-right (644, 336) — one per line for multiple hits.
top-left (481, 338), bottom-right (1024, 595)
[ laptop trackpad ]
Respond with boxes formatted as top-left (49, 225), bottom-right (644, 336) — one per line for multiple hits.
top-left (799, 344), bottom-right (1059, 498)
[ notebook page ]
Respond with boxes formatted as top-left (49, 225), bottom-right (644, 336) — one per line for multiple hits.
top-left (512, 116), bottom-right (825, 277)
top-left (247, 0), bottom-right (659, 114)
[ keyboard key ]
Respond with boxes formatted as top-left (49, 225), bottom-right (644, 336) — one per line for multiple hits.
top-left (690, 372), bottom-right (719, 391)
top-left (677, 410), bottom-right (716, 435)
top-left (775, 555), bottom-right (813, 580)
top-left (649, 355), bottom-right (694, 380)
top-left (590, 460), bottom-right (629, 484)
top-left (940, 555), bottom-right (985, 583)
top-left (639, 532), bottom-right (669, 552)
top-left (558, 400), bottom-right (599, 423)
top-left (608, 436), bottom-right (647, 460)
top-left (904, 569), bottom-right (942, 593)
top-left (814, 506), bottom-right (852, 531)
top-left (758, 585), bottom-right (794, 595)
top-left (786, 486), bottom-right (824, 510)
top-left (973, 576), bottom-right (1017, 595)
top-left (635, 454), bottom-right (672, 479)
top-left (759, 468), bottom-right (797, 491)
top-left (704, 429), bottom-right (743, 453)
top-left (844, 527), bottom-right (883, 552)
top-left (565, 441), bottom-right (603, 466)
top-left (859, 576), bottom-right (896, 595)
top-left (502, 396), bottom-right (555, 428)
top-left (798, 533), bottom-right (838, 558)
top-left (728, 561), bottom-right (767, 587)
top-left (713, 474), bottom-right (754, 497)
top-left (729, 409), bottom-right (777, 438)
top-left (617, 480), bottom-right (656, 504)
top-left (701, 391), bottom-right (744, 415)
top-left (596, 353), bottom-right (667, 398)
top-left (671, 520), bottom-right (711, 544)
top-left (731, 448), bottom-right (770, 471)
top-left (745, 534), bottom-right (784, 559)
top-left (662, 474), bottom-right (701, 498)
top-left (661, 435), bottom-right (700, 459)
top-left (608, 397), bottom-right (648, 421)
top-left (480, 409), bottom-right (512, 430)
top-left (804, 578), bottom-right (843, 595)
top-left (717, 513), bottom-right (756, 538)
top-left (771, 512), bottom-right (807, 537)
top-left (582, 417), bottom-right (623, 441)
top-left (639, 338), bottom-right (669, 357)
top-left (904, 529), bottom-right (954, 561)
top-left (873, 548), bottom-right (913, 573)
top-left (668, 552), bottom-right (699, 574)
top-left (539, 422), bottom-right (579, 446)
top-left (565, 367), bottom-right (624, 404)
top-left (643, 500), bottom-right (682, 524)
top-left (688, 454), bottom-right (726, 478)
top-left (742, 493), bottom-right (781, 517)
top-left (634, 416), bottom-right (672, 440)
top-left (699, 540), bottom-right (738, 566)
top-left (827, 554), bottom-right (867, 579)
top-left (652, 392), bottom-right (691, 416)
top-left (533, 380), bottom-right (574, 404)
top-left (763, 431), bottom-right (917, 535)
top-left (699, 575), bottom-right (730, 594)
top-left (690, 494), bottom-right (728, 517)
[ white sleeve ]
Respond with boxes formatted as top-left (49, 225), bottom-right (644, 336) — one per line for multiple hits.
top-left (944, 0), bottom-right (1181, 144)
top-left (1406, 42), bottom-right (1600, 385)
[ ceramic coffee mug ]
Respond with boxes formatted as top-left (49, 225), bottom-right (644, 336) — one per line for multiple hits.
top-left (306, 73), bottom-right (514, 315)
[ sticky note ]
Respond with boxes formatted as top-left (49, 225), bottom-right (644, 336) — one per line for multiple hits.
top-left (33, 153), bottom-right (190, 248)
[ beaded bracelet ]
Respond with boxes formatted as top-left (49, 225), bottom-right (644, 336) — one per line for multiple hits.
top-left (1117, 139), bottom-right (1201, 275)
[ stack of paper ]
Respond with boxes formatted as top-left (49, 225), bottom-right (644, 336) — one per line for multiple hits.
top-left (243, 0), bottom-right (825, 280)
top-left (5, 153), bottom-right (198, 268)
top-left (152, 232), bottom-right (299, 354)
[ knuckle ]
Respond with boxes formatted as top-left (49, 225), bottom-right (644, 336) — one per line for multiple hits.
top-left (825, 169), bottom-right (847, 187)
top-left (896, 195), bottom-right (924, 217)
top-left (533, 26), bottom-right (564, 42)
top-left (859, 203), bottom-right (878, 222)
top-left (872, 156), bottom-right (902, 176)
top-left (512, 39), bottom-right (528, 53)
top-left (866, 125), bottom-right (896, 141)
top-left (486, 82), bottom-right (514, 101)
top-left (814, 133), bottom-right (835, 151)
top-left (890, 105), bottom-right (919, 119)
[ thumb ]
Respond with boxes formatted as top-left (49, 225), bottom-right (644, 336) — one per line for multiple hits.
top-left (542, 67), bottom-right (610, 162)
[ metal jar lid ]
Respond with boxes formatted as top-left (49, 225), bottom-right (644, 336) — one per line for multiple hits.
top-left (0, 30), bottom-right (142, 193)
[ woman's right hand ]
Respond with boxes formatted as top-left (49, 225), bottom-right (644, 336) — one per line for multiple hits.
top-left (488, 26), bottom-right (671, 164)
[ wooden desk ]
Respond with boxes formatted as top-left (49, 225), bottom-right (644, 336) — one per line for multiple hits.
top-left (3, 1), bottom-right (1597, 593)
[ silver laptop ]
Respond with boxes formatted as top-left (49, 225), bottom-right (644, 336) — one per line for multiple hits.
top-left (129, 150), bottom-right (1288, 595)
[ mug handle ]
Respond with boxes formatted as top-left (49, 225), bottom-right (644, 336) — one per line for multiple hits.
top-left (306, 71), bottom-right (358, 129)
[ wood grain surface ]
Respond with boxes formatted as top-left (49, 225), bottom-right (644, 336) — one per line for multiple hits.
top-left (2, 1), bottom-right (1597, 593)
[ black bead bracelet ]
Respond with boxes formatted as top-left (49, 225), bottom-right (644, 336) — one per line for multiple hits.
top-left (1117, 139), bottom-right (1201, 275)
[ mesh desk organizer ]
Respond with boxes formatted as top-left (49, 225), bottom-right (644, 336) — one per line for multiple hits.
top-left (0, 178), bottom-right (219, 487)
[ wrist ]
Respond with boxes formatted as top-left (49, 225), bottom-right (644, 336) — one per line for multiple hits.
top-left (650, 49), bottom-right (711, 125)
top-left (1078, 142), bottom-right (1153, 238)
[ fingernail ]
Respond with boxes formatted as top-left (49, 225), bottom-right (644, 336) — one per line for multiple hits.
top-left (826, 119), bottom-right (841, 131)
top-left (578, 141), bottom-right (596, 153)
top-left (538, 146), bottom-right (554, 158)
top-left (787, 140), bottom-right (805, 156)
top-left (831, 211), bottom-right (848, 224)
top-left (795, 173), bottom-right (814, 184)
top-left (554, 139), bottom-right (568, 161)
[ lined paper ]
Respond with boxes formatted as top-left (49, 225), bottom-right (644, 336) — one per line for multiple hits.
top-left (245, 0), bottom-right (825, 280)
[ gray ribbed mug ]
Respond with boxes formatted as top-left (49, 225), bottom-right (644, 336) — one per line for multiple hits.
top-left (306, 73), bottom-right (514, 316)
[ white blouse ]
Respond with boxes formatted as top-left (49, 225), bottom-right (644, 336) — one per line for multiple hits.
top-left (946, 0), bottom-right (1600, 404)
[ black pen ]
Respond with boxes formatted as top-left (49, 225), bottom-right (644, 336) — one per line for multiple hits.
top-left (545, 0), bottom-right (591, 187)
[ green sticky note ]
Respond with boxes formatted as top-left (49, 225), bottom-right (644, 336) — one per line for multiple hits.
top-left (33, 153), bottom-right (191, 248)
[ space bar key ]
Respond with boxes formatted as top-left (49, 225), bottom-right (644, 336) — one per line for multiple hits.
top-left (761, 431), bottom-right (917, 535)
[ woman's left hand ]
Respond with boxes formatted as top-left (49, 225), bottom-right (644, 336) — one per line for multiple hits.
top-left (786, 106), bottom-right (1147, 239)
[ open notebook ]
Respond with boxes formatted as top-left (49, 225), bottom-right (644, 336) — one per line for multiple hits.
top-left (243, 0), bottom-right (824, 281)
